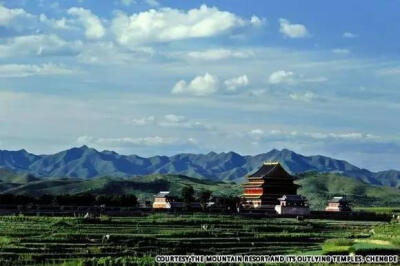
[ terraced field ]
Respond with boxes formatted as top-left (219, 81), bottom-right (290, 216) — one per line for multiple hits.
top-left (0, 214), bottom-right (390, 265)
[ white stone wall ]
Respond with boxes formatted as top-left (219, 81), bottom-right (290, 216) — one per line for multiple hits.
top-left (275, 205), bottom-right (310, 216)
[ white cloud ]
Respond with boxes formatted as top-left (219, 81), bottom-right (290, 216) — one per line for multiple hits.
top-left (131, 116), bottom-right (155, 125)
top-left (279, 18), bottom-right (308, 38)
top-left (172, 73), bottom-right (219, 96)
top-left (77, 135), bottom-right (197, 147)
top-left (247, 128), bottom-right (378, 142)
top-left (332, 48), bottom-right (351, 55)
top-left (268, 70), bottom-right (295, 84)
top-left (76, 135), bottom-right (94, 144)
top-left (111, 5), bottom-right (253, 45)
top-left (76, 41), bottom-right (154, 65)
top-left (343, 32), bottom-right (358, 38)
top-left (67, 7), bottom-right (105, 40)
top-left (250, 15), bottom-right (266, 26)
top-left (159, 114), bottom-right (212, 130)
top-left (248, 129), bottom-right (264, 137)
top-left (268, 70), bottom-right (325, 85)
top-left (121, 0), bottom-right (135, 6)
top-left (0, 34), bottom-right (82, 58)
top-left (99, 136), bottom-right (176, 146)
top-left (146, 0), bottom-right (160, 7)
top-left (248, 89), bottom-right (266, 97)
top-left (0, 4), bottom-right (34, 26)
top-left (185, 48), bottom-right (254, 61)
top-left (130, 114), bottom-right (212, 130)
top-left (39, 14), bottom-right (73, 30)
top-left (172, 73), bottom-right (252, 96)
top-left (377, 67), bottom-right (400, 76)
top-left (289, 91), bottom-right (318, 102)
top-left (164, 114), bottom-right (186, 123)
top-left (305, 132), bottom-right (378, 140)
top-left (0, 63), bottom-right (75, 78)
top-left (224, 75), bottom-right (249, 91)
top-left (301, 76), bottom-right (328, 83)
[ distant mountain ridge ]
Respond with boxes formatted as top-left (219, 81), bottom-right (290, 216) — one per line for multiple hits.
top-left (0, 146), bottom-right (399, 188)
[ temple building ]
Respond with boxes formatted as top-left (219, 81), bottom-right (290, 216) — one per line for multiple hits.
top-left (152, 191), bottom-right (171, 209)
top-left (152, 191), bottom-right (186, 210)
top-left (325, 197), bottom-right (351, 212)
top-left (242, 162), bottom-right (299, 209)
top-left (275, 195), bottom-right (310, 215)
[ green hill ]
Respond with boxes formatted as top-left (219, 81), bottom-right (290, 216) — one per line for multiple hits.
top-left (1, 168), bottom-right (399, 209)
top-left (0, 168), bottom-right (41, 191)
top-left (296, 172), bottom-right (400, 210)
top-left (1, 174), bottom-right (241, 201)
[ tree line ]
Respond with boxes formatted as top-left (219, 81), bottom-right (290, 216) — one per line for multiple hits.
top-left (0, 185), bottom-right (240, 209)
top-left (0, 193), bottom-right (137, 207)
top-left (176, 186), bottom-right (241, 211)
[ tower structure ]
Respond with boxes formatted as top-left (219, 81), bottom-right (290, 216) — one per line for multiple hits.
top-left (242, 162), bottom-right (299, 209)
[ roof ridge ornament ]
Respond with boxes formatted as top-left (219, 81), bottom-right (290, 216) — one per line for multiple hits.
top-left (263, 161), bottom-right (279, 165)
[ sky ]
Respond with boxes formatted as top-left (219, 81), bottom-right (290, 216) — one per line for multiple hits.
top-left (0, 0), bottom-right (400, 171)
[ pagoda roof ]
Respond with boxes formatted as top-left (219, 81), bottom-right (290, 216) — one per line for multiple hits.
top-left (278, 195), bottom-right (305, 202)
top-left (155, 191), bottom-right (170, 198)
top-left (242, 194), bottom-right (262, 199)
top-left (328, 196), bottom-right (348, 203)
top-left (242, 183), bottom-right (263, 188)
top-left (248, 162), bottom-right (293, 179)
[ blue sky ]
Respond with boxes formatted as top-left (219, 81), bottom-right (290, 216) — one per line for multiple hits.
top-left (0, 0), bottom-right (400, 171)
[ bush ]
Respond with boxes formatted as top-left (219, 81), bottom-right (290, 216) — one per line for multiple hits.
top-left (322, 238), bottom-right (353, 255)
top-left (75, 256), bottom-right (156, 266)
top-left (350, 243), bottom-right (400, 255)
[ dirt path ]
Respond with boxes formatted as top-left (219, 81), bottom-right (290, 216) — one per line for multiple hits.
top-left (355, 239), bottom-right (392, 245)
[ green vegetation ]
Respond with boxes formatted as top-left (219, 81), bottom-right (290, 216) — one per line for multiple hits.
top-left (296, 172), bottom-right (400, 209)
top-left (0, 174), bottom-right (241, 201)
top-left (2, 171), bottom-right (400, 211)
top-left (0, 193), bottom-right (138, 207)
top-left (181, 185), bottom-right (195, 204)
top-left (321, 223), bottom-right (400, 256)
top-left (0, 214), bottom-right (394, 265)
top-left (354, 206), bottom-right (400, 215)
top-left (372, 223), bottom-right (400, 246)
top-left (322, 238), bottom-right (354, 254)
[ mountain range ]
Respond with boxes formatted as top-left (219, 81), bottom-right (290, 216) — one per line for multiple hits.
top-left (0, 146), bottom-right (399, 188)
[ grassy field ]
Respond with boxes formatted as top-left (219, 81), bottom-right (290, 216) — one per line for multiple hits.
top-left (354, 206), bottom-right (400, 215)
top-left (296, 172), bottom-right (400, 210)
top-left (0, 214), bottom-right (397, 265)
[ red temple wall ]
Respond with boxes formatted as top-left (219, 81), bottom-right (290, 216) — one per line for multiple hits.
top-left (244, 188), bottom-right (263, 194)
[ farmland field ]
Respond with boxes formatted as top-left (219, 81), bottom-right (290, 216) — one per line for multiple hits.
top-left (0, 214), bottom-right (398, 265)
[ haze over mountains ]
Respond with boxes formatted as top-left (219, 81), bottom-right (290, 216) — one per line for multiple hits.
top-left (0, 146), bottom-right (399, 188)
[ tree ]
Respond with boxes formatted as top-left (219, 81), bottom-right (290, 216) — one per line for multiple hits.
top-left (181, 185), bottom-right (195, 205)
top-left (216, 196), bottom-right (241, 212)
top-left (95, 195), bottom-right (107, 205)
top-left (15, 195), bottom-right (33, 205)
top-left (198, 190), bottom-right (211, 211)
top-left (37, 194), bottom-right (55, 205)
top-left (120, 194), bottom-right (137, 207)
top-left (0, 194), bottom-right (15, 205)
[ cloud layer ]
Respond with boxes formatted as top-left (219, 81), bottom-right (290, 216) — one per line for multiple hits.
top-left (68, 7), bottom-right (105, 40)
top-left (112, 5), bottom-right (257, 45)
top-left (279, 18), bottom-right (308, 38)
top-left (172, 73), bottom-right (250, 96)
top-left (0, 1), bottom-right (399, 171)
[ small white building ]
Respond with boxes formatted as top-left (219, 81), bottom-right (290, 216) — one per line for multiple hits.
top-left (325, 197), bottom-right (351, 212)
top-left (152, 191), bottom-right (171, 209)
top-left (274, 195), bottom-right (310, 216)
